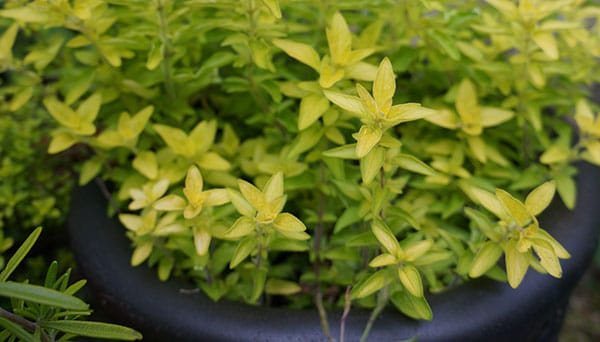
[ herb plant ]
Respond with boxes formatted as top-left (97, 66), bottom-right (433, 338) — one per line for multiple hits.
top-left (1, 0), bottom-right (599, 339)
top-left (0, 227), bottom-right (142, 341)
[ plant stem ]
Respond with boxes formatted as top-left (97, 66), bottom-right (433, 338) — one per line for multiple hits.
top-left (339, 286), bottom-right (352, 342)
top-left (314, 164), bottom-right (334, 342)
top-left (156, 0), bottom-right (176, 99)
top-left (0, 307), bottom-right (51, 342)
top-left (360, 286), bottom-right (389, 342)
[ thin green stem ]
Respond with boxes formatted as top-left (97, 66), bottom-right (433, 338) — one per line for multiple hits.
top-left (339, 286), bottom-right (352, 342)
top-left (156, 0), bottom-right (175, 99)
top-left (360, 286), bottom-right (389, 342)
top-left (314, 164), bottom-right (335, 342)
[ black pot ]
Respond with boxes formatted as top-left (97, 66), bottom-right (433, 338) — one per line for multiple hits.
top-left (68, 163), bottom-right (600, 341)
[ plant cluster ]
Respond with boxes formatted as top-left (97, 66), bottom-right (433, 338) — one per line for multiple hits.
top-left (1, 0), bottom-right (600, 337)
top-left (0, 227), bottom-right (142, 341)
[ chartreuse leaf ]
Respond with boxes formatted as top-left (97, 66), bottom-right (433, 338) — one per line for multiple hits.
top-left (272, 39), bottom-right (320, 71)
top-left (524, 181), bottom-right (556, 216)
top-left (0, 227), bottom-right (41, 281)
top-left (350, 270), bottom-right (388, 299)
top-left (327, 12), bottom-right (352, 65)
top-left (265, 279), bottom-right (301, 295)
top-left (0, 23), bottom-right (18, 62)
top-left (41, 321), bottom-right (142, 340)
top-left (533, 229), bottom-right (570, 259)
top-left (469, 241), bottom-right (503, 278)
top-left (471, 188), bottom-right (507, 220)
top-left (393, 154), bottom-right (436, 176)
top-left (322, 144), bottom-right (359, 159)
top-left (273, 213), bottom-right (306, 232)
top-left (397, 265), bottom-right (423, 297)
top-left (260, 0), bottom-right (281, 18)
top-left (391, 291), bottom-right (432, 320)
top-left (532, 239), bottom-right (561, 278)
top-left (79, 156), bottom-right (104, 185)
top-left (323, 90), bottom-right (364, 116)
top-left (372, 57), bottom-right (395, 113)
top-left (555, 173), bottom-right (576, 209)
top-left (223, 217), bottom-right (255, 239)
top-left (230, 237), bottom-right (256, 268)
top-left (495, 189), bottom-right (531, 227)
top-left (131, 241), bottom-right (153, 266)
top-left (355, 125), bottom-right (382, 158)
top-left (0, 282), bottom-right (88, 310)
top-left (298, 94), bottom-right (330, 130)
top-left (504, 240), bottom-right (530, 288)
top-left (361, 147), bottom-right (385, 184)
top-left (371, 220), bottom-right (400, 255)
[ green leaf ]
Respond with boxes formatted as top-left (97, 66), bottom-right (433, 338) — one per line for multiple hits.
top-left (504, 241), bottom-right (530, 288)
top-left (371, 219), bottom-right (400, 255)
top-left (397, 265), bottom-right (423, 297)
top-left (273, 213), bottom-right (306, 232)
top-left (350, 270), bottom-right (388, 299)
top-left (554, 174), bottom-right (576, 210)
top-left (298, 94), bottom-right (330, 130)
top-left (79, 156), bottom-right (104, 185)
top-left (391, 291), bottom-right (432, 320)
top-left (260, 0), bottom-right (281, 18)
top-left (355, 125), bottom-right (382, 158)
top-left (393, 153), bottom-right (436, 176)
top-left (334, 207), bottom-right (362, 233)
top-left (41, 321), bottom-right (142, 340)
top-left (0, 281), bottom-right (88, 310)
top-left (0, 227), bottom-right (42, 281)
top-left (265, 279), bottom-right (301, 295)
top-left (361, 147), bottom-right (385, 184)
top-left (524, 181), bottom-right (556, 216)
top-left (272, 39), bottom-right (320, 71)
top-left (428, 30), bottom-right (460, 61)
top-left (323, 90), bottom-right (364, 116)
top-left (230, 237), bottom-right (256, 268)
top-left (322, 144), bottom-right (359, 159)
top-left (0, 316), bottom-right (33, 342)
top-left (469, 241), bottom-right (503, 278)
top-left (223, 217), bottom-right (255, 239)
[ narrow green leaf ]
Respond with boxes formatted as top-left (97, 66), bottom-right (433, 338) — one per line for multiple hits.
top-left (0, 227), bottom-right (42, 281)
top-left (0, 316), bottom-right (33, 342)
top-left (0, 282), bottom-right (88, 310)
top-left (393, 153), bottom-right (436, 176)
top-left (229, 237), bottom-right (256, 268)
top-left (41, 321), bottom-right (142, 340)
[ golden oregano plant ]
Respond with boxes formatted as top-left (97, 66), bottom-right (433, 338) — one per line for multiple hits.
top-left (1, 0), bottom-right (599, 339)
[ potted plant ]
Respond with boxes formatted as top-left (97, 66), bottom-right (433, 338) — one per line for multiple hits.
top-left (2, 0), bottom-right (600, 340)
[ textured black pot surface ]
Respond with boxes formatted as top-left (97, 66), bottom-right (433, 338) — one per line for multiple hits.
top-left (68, 164), bottom-right (600, 341)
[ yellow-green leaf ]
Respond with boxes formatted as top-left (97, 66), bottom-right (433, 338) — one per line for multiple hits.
top-left (393, 153), bottom-right (436, 176)
top-left (533, 32), bottom-right (558, 60)
top-left (263, 172), bottom-right (284, 203)
top-left (471, 188), bottom-right (508, 220)
top-left (193, 227), bottom-right (211, 256)
top-left (265, 279), bottom-right (302, 295)
top-left (272, 39), bottom-right (320, 71)
top-left (323, 90), bottom-right (364, 116)
top-left (274, 213), bottom-right (306, 233)
top-left (153, 195), bottom-right (186, 211)
top-left (504, 241), bottom-right (530, 288)
top-left (372, 57), bottom-right (395, 113)
top-left (229, 237), bottom-right (256, 268)
top-left (532, 239), bottom-right (562, 278)
top-left (355, 125), bottom-right (382, 158)
top-left (524, 181), bottom-right (556, 216)
top-left (369, 253), bottom-right (397, 267)
top-left (360, 147), bottom-right (385, 184)
top-left (371, 219), bottom-right (400, 255)
top-left (326, 12), bottom-right (352, 65)
top-left (48, 132), bottom-right (77, 154)
top-left (495, 189), bottom-right (532, 227)
top-left (350, 270), bottom-right (388, 299)
top-left (298, 94), bottom-right (330, 130)
top-left (131, 241), bottom-right (153, 266)
top-left (398, 265), bottom-right (423, 297)
top-left (224, 217), bottom-right (255, 239)
top-left (469, 241), bottom-right (503, 278)
top-left (480, 107), bottom-right (514, 127)
top-left (133, 151), bottom-right (158, 180)
top-left (227, 189), bottom-right (256, 217)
